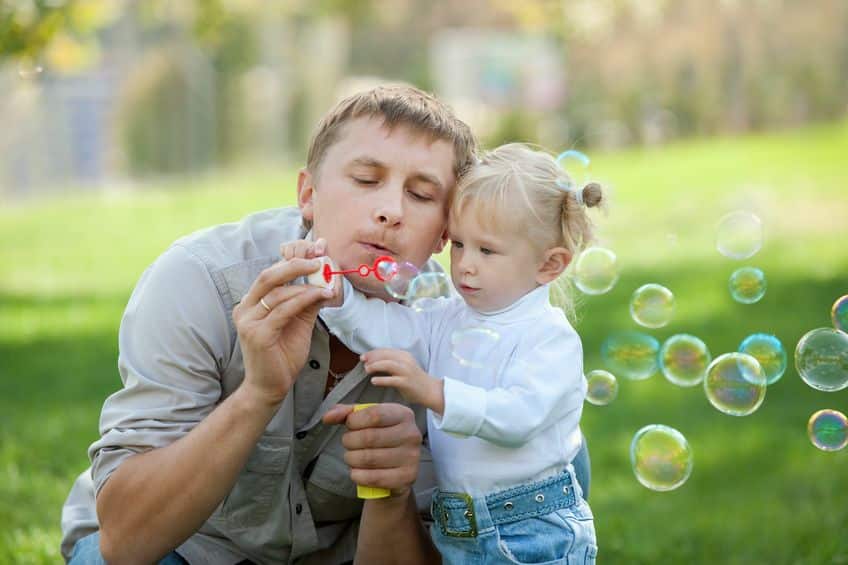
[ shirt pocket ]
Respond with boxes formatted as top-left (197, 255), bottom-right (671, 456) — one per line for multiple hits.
top-left (223, 434), bottom-right (291, 529)
top-left (305, 451), bottom-right (362, 523)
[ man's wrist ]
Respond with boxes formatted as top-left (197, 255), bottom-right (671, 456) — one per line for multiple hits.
top-left (234, 381), bottom-right (286, 415)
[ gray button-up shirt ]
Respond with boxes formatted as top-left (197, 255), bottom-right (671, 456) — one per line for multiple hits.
top-left (60, 207), bottom-right (436, 564)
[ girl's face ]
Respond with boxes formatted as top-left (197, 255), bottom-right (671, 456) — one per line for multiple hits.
top-left (448, 205), bottom-right (545, 312)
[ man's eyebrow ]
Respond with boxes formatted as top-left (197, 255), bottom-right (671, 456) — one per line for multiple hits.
top-left (350, 157), bottom-right (385, 168)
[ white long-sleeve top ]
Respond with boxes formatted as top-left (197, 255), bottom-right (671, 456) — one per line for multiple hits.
top-left (320, 279), bottom-right (587, 496)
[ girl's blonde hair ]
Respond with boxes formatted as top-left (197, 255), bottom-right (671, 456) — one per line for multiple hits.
top-left (450, 143), bottom-right (605, 319)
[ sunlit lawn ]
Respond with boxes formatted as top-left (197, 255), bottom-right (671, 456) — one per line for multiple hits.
top-left (1, 121), bottom-right (847, 563)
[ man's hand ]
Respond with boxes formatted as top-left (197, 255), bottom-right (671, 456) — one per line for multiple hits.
top-left (232, 257), bottom-right (335, 407)
top-left (361, 349), bottom-right (445, 414)
top-left (323, 403), bottom-right (423, 497)
top-left (280, 237), bottom-right (343, 306)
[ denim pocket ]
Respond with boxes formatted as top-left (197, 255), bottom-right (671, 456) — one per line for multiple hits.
top-left (494, 511), bottom-right (572, 564)
top-left (494, 503), bottom-right (597, 565)
top-left (222, 434), bottom-right (291, 529)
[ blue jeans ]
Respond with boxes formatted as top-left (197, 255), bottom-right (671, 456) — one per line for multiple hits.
top-left (430, 465), bottom-right (597, 564)
top-left (69, 532), bottom-right (188, 564)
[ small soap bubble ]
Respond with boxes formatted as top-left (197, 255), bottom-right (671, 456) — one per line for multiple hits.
top-left (573, 247), bottom-right (619, 295)
top-left (795, 328), bottom-right (848, 392)
top-left (585, 370), bottom-right (618, 406)
top-left (630, 424), bottom-right (693, 492)
top-left (601, 331), bottom-right (659, 380)
top-left (630, 284), bottom-right (675, 329)
top-left (555, 149), bottom-right (590, 189)
top-left (384, 261), bottom-right (419, 300)
top-left (831, 295), bottom-right (848, 332)
top-left (807, 409), bottom-right (848, 452)
top-left (407, 272), bottom-right (453, 312)
top-left (738, 333), bottom-right (787, 385)
top-left (729, 267), bottom-right (766, 304)
top-left (450, 327), bottom-right (501, 369)
top-left (659, 334), bottom-right (711, 387)
top-left (716, 211), bottom-right (763, 259)
top-left (704, 353), bottom-right (767, 416)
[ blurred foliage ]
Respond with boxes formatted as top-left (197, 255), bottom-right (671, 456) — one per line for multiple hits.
top-left (116, 46), bottom-right (217, 176)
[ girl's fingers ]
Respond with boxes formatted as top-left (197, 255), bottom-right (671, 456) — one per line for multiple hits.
top-left (370, 376), bottom-right (405, 388)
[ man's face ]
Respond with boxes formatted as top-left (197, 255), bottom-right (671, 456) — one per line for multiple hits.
top-left (298, 117), bottom-right (456, 300)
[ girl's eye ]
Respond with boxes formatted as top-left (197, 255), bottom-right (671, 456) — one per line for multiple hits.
top-left (452, 241), bottom-right (464, 249)
top-left (481, 247), bottom-right (494, 255)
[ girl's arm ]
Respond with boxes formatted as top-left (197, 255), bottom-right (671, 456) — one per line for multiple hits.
top-left (321, 277), bottom-right (452, 365)
top-left (432, 325), bottom-right (586, 447)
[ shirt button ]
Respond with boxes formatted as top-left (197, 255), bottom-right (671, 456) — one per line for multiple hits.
top-left (295, 503), bottom-right (303, 515)
top-left (309, 360), bottom-right (320, 370)
top-left (295, 431), bottom-right (308, 440)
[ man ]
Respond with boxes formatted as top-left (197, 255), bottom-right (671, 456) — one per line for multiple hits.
top-left (61, 85), bottom-right (589, 564)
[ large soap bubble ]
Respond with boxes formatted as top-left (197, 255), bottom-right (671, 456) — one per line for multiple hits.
top-left (630, 424), bottom-right (693, 492)
top-left (703, 353), bottom-right (767, 416)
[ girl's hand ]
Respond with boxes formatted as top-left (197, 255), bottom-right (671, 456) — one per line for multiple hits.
top-left (362, 349), bottom-right (445, 414)
top-left (280, 237), bottom-right (327, 261)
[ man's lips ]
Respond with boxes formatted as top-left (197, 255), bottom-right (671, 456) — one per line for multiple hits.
top-left (359, 241), bottom-right (396, 255)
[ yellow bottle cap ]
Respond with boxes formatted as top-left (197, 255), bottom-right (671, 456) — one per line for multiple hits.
top-left (352, 404), bottom-right (391, 499)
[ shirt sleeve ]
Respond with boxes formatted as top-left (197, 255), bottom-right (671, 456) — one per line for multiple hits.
top-left (89, 244), bottom-right (233, 497)
top-left (319, 277), bottom-right (452, 367)
top-left (431, 322), bottom-right (586, 448)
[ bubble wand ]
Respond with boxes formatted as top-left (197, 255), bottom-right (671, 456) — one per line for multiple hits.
top-left (312, 255), bottom-right (396, 286)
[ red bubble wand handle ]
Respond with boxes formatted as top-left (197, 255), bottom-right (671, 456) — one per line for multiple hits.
top-left (321, 255), bottom-right (395, 284)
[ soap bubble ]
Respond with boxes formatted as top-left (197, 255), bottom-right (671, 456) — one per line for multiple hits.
top-left (601, 331), bottom-right (659, 380)
top-left (630, 424), bottom-right (693, 492)
top-left (795, 328), bottom-right (848, 392)
top-left (630, 284), bottom-right (675, 329)
top-left (384, 261), bottom-right (420, 300)
top-left (407, 272), bottom-right (453, 312)
top-left (738, 333), bottom-right (787, 385)
top-left (831, 295), bottom-right (848, 332)
top-left (807, 409), bottom-right (848, 452)
top-left (659, 334), bottom-right (711, 387)
top-left (716, 211), bottom-right (763, 259)
top-left (573, 247), bottom-right (619, 295)
top-left (555, 149), bottom-right (590, 188)
top-left (703, 353), bottom-right (767, 416)
top-left (729, 267), bottom-right (766, 304)
top-left (450, 327), bottom-right (501, 369)
top-left (585, 370), bottom-right (618, 406)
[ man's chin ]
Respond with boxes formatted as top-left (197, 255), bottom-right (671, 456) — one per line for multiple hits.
top-left (346, 275), bottom-right (400, 303)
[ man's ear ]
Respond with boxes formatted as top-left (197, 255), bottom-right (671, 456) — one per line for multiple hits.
top-left (433, 228), bottom-right (449, 254)
top-left (536, 247), bottom-right (572, 285)
top-left (297, 168), bottom-right (315, 222)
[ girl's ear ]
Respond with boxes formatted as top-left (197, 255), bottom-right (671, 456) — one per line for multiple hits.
top-left (536, 247), bottom-right (571, 285)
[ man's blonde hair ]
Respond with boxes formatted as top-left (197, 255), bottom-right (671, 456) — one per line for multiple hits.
top-left (306, 85), bottom-right (478, 181)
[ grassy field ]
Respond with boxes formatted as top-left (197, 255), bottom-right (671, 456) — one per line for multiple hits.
top-left (1, 121), bottom-right (847, 563)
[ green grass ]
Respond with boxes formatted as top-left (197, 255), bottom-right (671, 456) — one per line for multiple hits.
top-left (2, 122), bottom-right (847, 563)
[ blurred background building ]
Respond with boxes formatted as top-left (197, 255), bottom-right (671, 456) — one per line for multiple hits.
top-left (1, 0), bottom-right (846, 199)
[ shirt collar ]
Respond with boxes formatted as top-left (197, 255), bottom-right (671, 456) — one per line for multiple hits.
top-left (469, 284), bottom-right (552, 324)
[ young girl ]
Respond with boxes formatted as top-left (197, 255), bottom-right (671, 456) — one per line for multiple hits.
top-left (289, 143), bottom-right (602, 564)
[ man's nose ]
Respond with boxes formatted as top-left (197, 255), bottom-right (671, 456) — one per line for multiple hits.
top-left (373, 186), bottom-right (403, 226)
